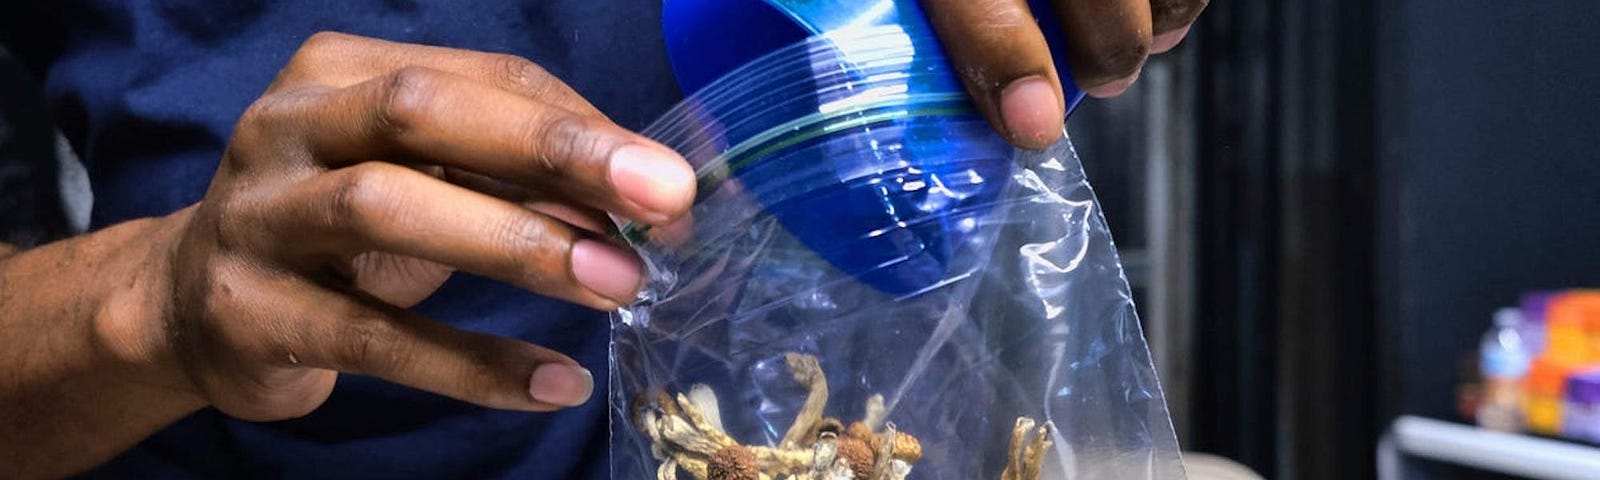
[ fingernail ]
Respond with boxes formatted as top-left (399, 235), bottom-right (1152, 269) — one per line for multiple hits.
top-left (571, 239), bottom-right (643, 302)
top-left (609, 144), bottom-right (695, 222)
top-left (1084, 66), bottom-right (1142, 98)
top-left (529, 363), bottom-right (593, 407)
top-left (999, 76), bottom-right (1063, 149)
top-left (1151, 25), bottom-right (1193, 54)
top-left (647, 213), bottom-right (695, 246)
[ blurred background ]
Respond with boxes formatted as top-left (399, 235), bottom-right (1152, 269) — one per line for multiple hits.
top-left (1064, 0), bottom-right (1599, 478)
top-left (2, 1), bottom-right (1597, 479)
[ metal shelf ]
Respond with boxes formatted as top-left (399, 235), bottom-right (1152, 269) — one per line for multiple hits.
top-left (1380, 416), bottom-right (1600, 480)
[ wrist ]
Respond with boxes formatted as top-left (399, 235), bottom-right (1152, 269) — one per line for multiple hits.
top-left (89, 207), bottom-right (206, 408)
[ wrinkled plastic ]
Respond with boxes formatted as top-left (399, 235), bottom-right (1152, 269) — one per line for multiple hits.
top-left (610, 27), bottom-right (1183, 480)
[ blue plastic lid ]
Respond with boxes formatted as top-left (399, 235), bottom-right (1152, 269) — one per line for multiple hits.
top-left (662, 0), bottom-right (1086, 109)
top-left (648, 0), bottom-right (1084, 295)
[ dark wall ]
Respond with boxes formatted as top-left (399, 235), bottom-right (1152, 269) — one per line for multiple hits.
top-left (1186, 1), bottom-right (1600, 478)
top-left (1187, 0), bottom-right (1382, 478)
top-left (0, 49), bottom-right (69, 246)
top-left (1380, 0), bottom-right (1600, 422)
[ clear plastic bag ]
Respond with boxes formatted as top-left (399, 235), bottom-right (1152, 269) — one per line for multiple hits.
top-left (610, 27), bottom-right (1184, 480)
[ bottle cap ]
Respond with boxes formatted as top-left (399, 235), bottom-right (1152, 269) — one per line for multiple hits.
top-left (1494, 307), bottom-right (1524, 328)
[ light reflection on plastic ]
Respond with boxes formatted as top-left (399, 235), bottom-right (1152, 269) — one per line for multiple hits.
top-left (817, 84), bottom-right (910, 114)
top-left (833, 0), bottom-right (897, 31)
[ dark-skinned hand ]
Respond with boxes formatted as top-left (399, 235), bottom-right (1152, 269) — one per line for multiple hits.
top-left (160, 32), bottom-right (695, 420)
top-left (922, 0), bottom-right (1209, 148)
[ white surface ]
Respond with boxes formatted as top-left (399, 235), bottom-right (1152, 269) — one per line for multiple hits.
top-left (1391, 415), bottom-right (1600, 479)
top-left (1181, 452), bottom-right (1262, 480)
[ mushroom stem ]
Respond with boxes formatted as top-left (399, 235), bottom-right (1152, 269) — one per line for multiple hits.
top-left (1000, 417), bottom-right (1056, 480)
top-left (747, 445), bottom-right (815, 474)
top-left (862, 395), bottom-right (887, 431)
top-left (780, 353), bottom-right (829, 449)
top-left (870, 424), bottom-right (898, 480)
top-left (1021, 421), bottom-right (1055, 479)
top-left (688, 384), bottom-right (727, 433)
top-left (678, 392), bottom-right (738, 450)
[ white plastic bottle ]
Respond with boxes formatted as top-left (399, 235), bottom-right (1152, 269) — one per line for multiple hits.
top-left (1478, 307), bottom-right (1532, 431)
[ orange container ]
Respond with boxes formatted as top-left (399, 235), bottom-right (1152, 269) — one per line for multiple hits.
top-left (1564, 293), bottom-right (1600, 361)
top-left (1545, 292), bottom-right (1600, 364)
top-left (1525, 357), bottom-right (1577, 434)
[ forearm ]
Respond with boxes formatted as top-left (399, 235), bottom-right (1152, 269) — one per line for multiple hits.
top-left (0, 209), bottom-right (205, 478)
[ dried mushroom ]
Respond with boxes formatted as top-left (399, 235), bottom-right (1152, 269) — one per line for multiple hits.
top-left (634, 352), bottom-right (1054, 480)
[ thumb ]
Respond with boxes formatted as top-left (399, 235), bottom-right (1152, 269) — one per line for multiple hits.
top-left (922, 0), bottom-right (1065, 150)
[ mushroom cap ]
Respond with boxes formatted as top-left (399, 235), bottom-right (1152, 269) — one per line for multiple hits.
top-left (707, 445), bottom-right (759, 480)
top-left (844, 422), bottom-right (875, 444)
top-left (835, 437), bottom-right (876, 480)
top-left (891, 433), bottom-right (923, 463)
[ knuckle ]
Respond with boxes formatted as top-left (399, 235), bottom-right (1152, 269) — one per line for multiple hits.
top-left (335, 314), bottom-right (403, 371)
top-left (233, 96), bottom-right (292, 149)
top-left (491, 54), bottom-right (554, 96)
top-left (969, 0), bottom-right (1031, 31)
top-left (1080, 40), bottom-right (1149, 82)
top-left (285, 31), bottom-right (354, 75)
top-left (233, 85), bottom-right (335, 163)
top-left (213, 204), bottom-right (258, 252)
top-left (523, 113), bottom-right (606, 175)
top-left (327, 164), bottom-right (402, 234)
top-left (301, 31), bottom-right (355, 53)
top-left (237, 98), bottom-right (278, 129)
top-left (375, 66), bottom-right (445, 135)
top-left (493, 215), bottom-right (560, 280)
top-left (229, 88), bottom-right (326, 162)
top-left (198, 261), bottom-right (251, 321)
top-left (1153, 0), bottom-right (1210, 29)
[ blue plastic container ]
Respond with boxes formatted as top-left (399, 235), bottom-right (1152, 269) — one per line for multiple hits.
top-left (633, 0), bottom-right (1086, 295)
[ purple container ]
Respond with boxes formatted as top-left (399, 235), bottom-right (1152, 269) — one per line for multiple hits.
top-left (1562, 369), bottom-right (1600, 441)
top-left (1523, 291), bottom-right (1560, 323)
top-left (1522, 291), bottom-right (1561, 354)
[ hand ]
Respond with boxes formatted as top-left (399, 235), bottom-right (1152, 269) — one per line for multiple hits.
top-left (155, 32), bottom-right (695, 421)
top-left (921, 0), bottom-right (1209, 149)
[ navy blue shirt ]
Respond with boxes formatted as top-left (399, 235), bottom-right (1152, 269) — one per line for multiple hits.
top-left (3, 1), bottom-right (682, 478)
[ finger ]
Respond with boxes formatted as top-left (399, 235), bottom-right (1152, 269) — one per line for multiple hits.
top-left (283, 283), bottom-right (595, 411)
top-left (386, 164), bottom-right (616, 235)
top-left (1150, 0), bottom-right (1208, 53)
top-left (268, 162), bottom-right (643, 307)
top-left (281, 32), bottom-right (606, 120)
top-left (525, 200), bottom-right (616, 236)
top-left (646, 212), bottom-right (695, 247)
top-left (440, 167), bottom-right (617, 235)
top-left (1053, 0), bottom-right (1155, 98)
top-left (923, 0), bottom-right (1064, 150)
top-left (291, 66), bottom-right (695, 225)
